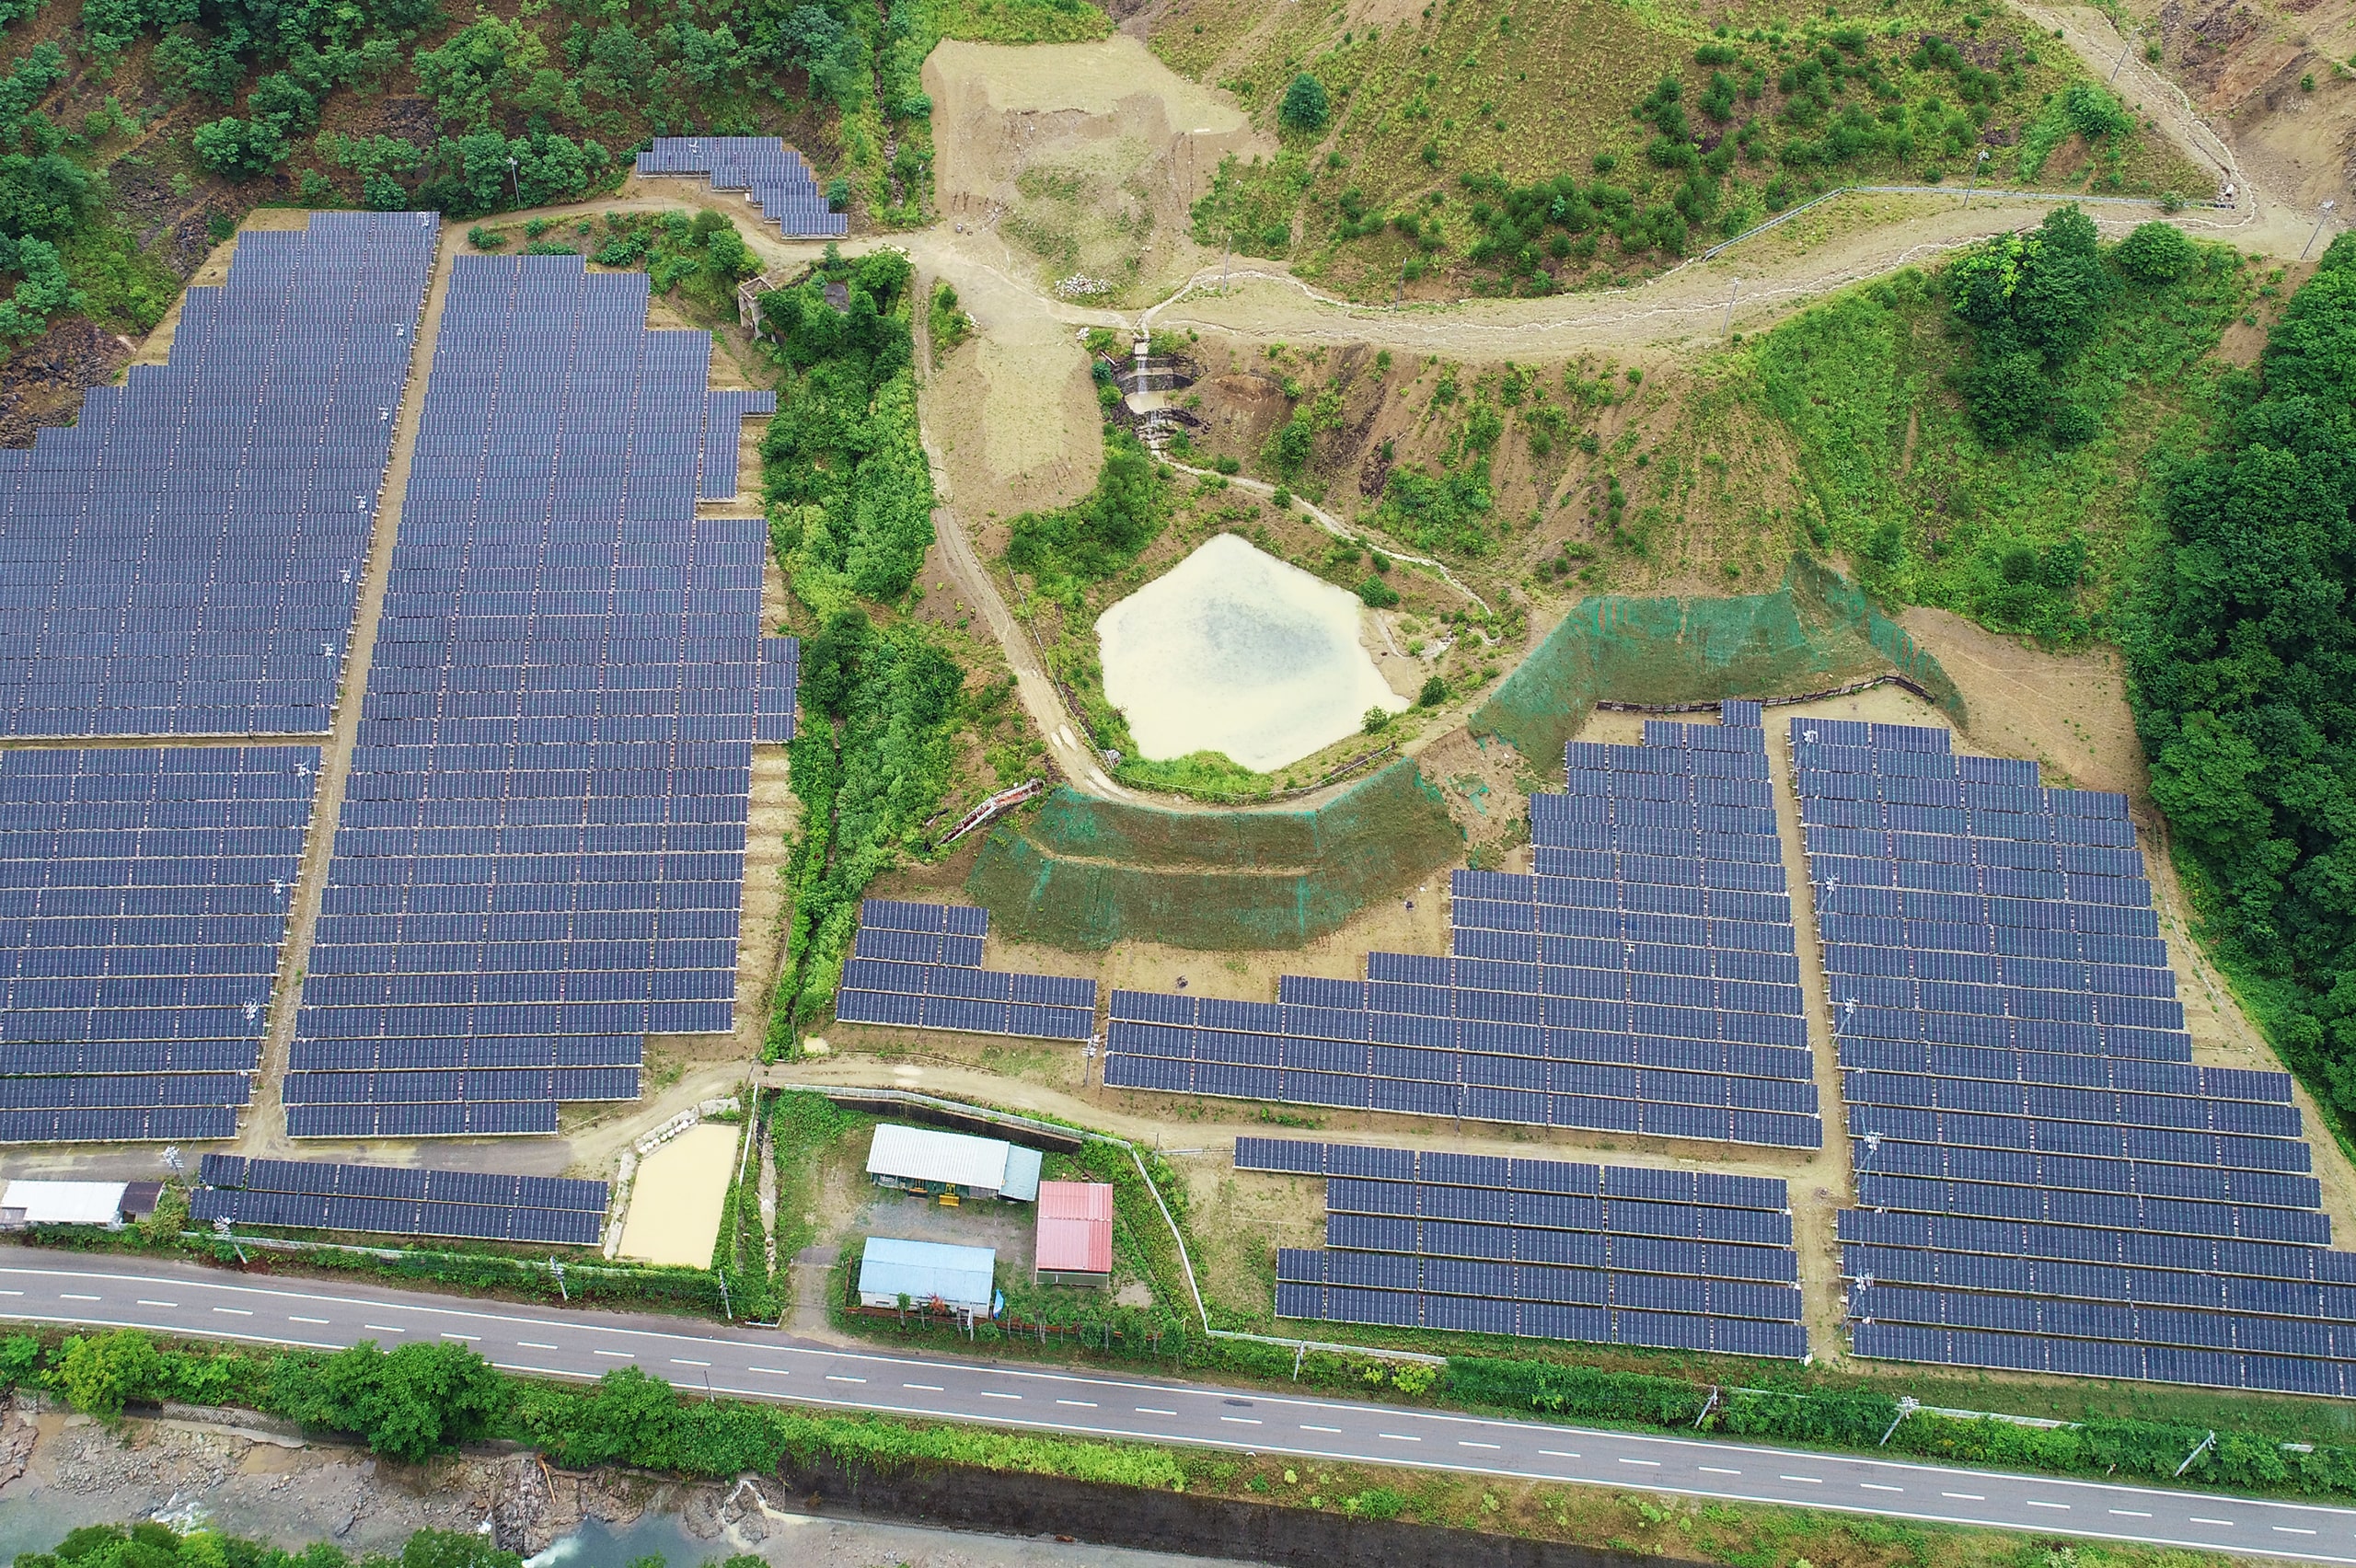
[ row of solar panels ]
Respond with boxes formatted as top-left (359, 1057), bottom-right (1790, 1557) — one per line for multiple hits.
top-left (1807, 825), bottom-right (2145, 878)
top-left (303, 970), bottom-right (733, 1004)
top-left (190, 1188), bottom-right (600, 1244)
top-left (1834, 1004), bottom-right (2191, 1059)
top-left (699, 390), bottom-right (776, 500)
top-left (1827, 976), bottom-right (2184, 1030)
top-left (285, 1100), bottom-right (561, 1137)
top-left (1327, 1178), bottom-right (1795, 1245)
top-left (635, 138), bottom-right (849, 236)
top-left (1852, 1323), bottom-right (2356, 1399)
top-left (0, 1105), bottom-right (234, 1141)
top-left (1113, 1028), bottom-right (1816, 1110)
top-left (1123, 1021), bottom-right (1809, 1078)
top-left (1814, 856), bottom-right (2147, 908)
top-left (1232, 1136), bottom-right (1790, 1207)
top-left (308, 940), bottom-right (740, 975)
top-left (1328, 1213), bottom-right (1796, 1280)
top-left (281, 1067), bottom-right (640, 1104)
top-left (1798, 769), bottom-right (2129, 818)
top-left (1855, 1141), bottom-right (2317, 1207)
top-left (1119, 979), bottom-right (1811, 1043)
top-left (835, 989), bottom-right (1093, 1042)
top-left (1853, 1174), bottom-right (2325, 1242)
top-left (1801, 794), bottom-right (2140, 847)
top-left (1838, 1038), bottom-right (2283, 1100)
top-left (1846, 1242), bottom-right (2356, 1316)
top-left (1530, 800), bottom-right (1779, 836)
top-left (1282, 1251), bottom-right (1799, 1321)
top-left (1843, 1069), bottom-right (2298, 1134)
top-left (0, 1042), bottom-right (259, 1074)
top-left (317, 910), bottom-right (742, 942)
top-left (200, 1152), bottom-right (606, 1210)
top-left (1819, 913), bottom-right (2166, 967)
top-left (1519, 824), bottom-right (1784, 861)
top-left (1846, 1106), bottom-right (2303, 1170)
top-left (1792, 743), bottom-right (2037, 782)
top-left (288, 1035), bottom-right (644, 1069)
top-left (0, 1072), bottom-right (249, 1108)
top-left (1277, 1285), bottom-right (1808, 1357)
top-left (1103, 1055), bottom-right (1821, 1147)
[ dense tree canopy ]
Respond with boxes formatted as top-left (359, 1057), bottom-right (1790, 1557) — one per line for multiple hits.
top-left (2128, 232), bottom-right (2356, 1116)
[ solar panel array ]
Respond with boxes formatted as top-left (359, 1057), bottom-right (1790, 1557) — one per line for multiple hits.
top-left (1800, 718), bottom-right (2356, 1396)
top-left (0, 746), bottom-right (314, 1142)
top-left (0, 213), bottom-right (435, 739)
top-left (289, 253), bottom-right (783, 1138)
top-left (1241, 1136), bottom-right (1806, 1356)
top-left (633, 139), bottom-right (849, 237)
top-left (192, 1151), bottom-right (606, 1243)
top-left (1104, 706), bottom-right (1824, 1148)
top-left (756, 637), bottom-right (799, 744)
top-left (834, 899), bottom-right (1096, 1040)
top-left (699, 390), bottom-right (775, 500)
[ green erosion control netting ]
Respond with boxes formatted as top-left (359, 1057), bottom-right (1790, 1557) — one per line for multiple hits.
top-left (1471, 556), bottom-right (1963, 764)
top-left (965, 758), bottom-right (1463, 951)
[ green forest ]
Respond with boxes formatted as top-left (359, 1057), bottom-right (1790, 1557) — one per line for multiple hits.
top-left (2127, 234), bottom-right (2356, 1131)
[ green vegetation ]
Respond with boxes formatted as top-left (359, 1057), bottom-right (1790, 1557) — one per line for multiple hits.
top-left (1162, 2), bottom-right (2201, 299)
top-left (1279, 72), bottom-right (1331, 134)
top-left (1750, 213), bottom-right (2249, 639)
top-left (757, 248), bottom-right (968, 1049)
top-left (1005, 428), bottom-right (1169, 601)
top-left (2125, 234), bottom-right (2356, 1138)
top-left (470, 208), bottom-right (759, 318)
top-left (15, 1523), bottom-right (523, 1568)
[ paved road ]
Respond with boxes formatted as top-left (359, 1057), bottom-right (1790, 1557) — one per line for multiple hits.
top-left (3, 1253), bottom-right (2351, 1563)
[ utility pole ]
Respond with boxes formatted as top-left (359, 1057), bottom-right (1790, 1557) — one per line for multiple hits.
top-left (1961, 148), bottom-right (1991, 209)
top-left (507, 156), bottom-right (519, 207)
top-left (2109, 31), bottom-right (2132, 82)
top-left (1722, 277), bottom-right (1739, 338)
top-left (2302, 200), bottom-right (2339, 260)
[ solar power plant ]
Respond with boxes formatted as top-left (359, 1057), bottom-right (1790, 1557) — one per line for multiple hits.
top-left (1240, 1136), bottom-right (1807, 1356)
top-left (0, 745), bottom-right (315, 1142)
top-left (1104, 701), bottom-right (1826, 1149)
top-left (699, 390), bottom-right (776, 501)
top-left (0, 213), bottom-right (435, 739)
top-left (834, 899), bottom-right (1097, 1040)
top-left (756, 637), bottom-right (799, 744)
top-left (289, 254), bottom-right (793, 1139)
top-left (192, 1152), bottom-right (606, 1244)
top-left (1796, 718), bottom-right (2356, 1397)
top-left (633, 139), bottom-right (849, 237)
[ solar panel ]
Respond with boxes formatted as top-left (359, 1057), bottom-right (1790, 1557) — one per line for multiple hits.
top-left (634, 139), bottom-right (850, 238)
top-left (1797, 719), bottom-right (2356, 1393)
top-left (195, 1154), bottom-right (606, 1241)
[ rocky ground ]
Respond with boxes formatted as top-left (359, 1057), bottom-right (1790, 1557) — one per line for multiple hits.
top-left (0, 1395), bottom-right (1241, 1568)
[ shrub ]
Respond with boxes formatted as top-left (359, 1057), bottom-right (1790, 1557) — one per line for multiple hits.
top-left (1278, 74), bottom-right (1330, 133)
top-left (1417, 674), bottom-right (1447, 707)
top-left (1356, 575), bottom-right (1399, 607)
top-left (190, 116), bottom-right (288, 176)
top-left (2115, 221), bottom-right (2196, 283)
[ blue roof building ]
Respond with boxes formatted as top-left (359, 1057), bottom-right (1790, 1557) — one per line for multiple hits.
top-left (856, 1236), bottom-right (997, 1315)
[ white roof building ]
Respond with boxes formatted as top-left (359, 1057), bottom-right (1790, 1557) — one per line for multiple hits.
top-left (0, 1181), bottom-right (135, 1228)
top-left (857, 1236), bottom-right (998, 1315)
top-left (864, 1124), bottom-right (1043, 1201)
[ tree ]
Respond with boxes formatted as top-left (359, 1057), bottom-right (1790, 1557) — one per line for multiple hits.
top-left (1278, 73), bottom-right (1330, 134)
top-left (270, 1341), bottom-right (509, 1460)
top-left (412, 13), bottom-right (546, 130)
top-left (52, 1331), bottom-right (162, 1418)
top-left (191, 116), bottom-right (289, 176)
top-left (2115, 221), bottom-right (2195, 284)
top-left (1418, 674), bottom-right (1448, 707)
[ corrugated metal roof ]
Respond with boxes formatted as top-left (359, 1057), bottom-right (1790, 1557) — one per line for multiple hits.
top-left (0, 1181), bottom-right (127, 1226)
top-left (866, 1124), bottom-right (1011, 1190)
top-left (1000, 1143), bottom-right (1042, 1202)
top-left (1035, 1181), bottom-right (1114, 1274)
top-left (858, 1235), bottom-right (996, 1311)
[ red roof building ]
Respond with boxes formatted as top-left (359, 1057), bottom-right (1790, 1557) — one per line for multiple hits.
top-left (1034, 1181), bottom-right (1114, 1286)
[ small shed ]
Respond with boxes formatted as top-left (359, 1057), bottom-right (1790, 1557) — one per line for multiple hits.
top-left (866, 1124), bottom-right (1042, 1202)
top-left (1034, 1181), bottom-right (1114, 1286)
top-left (857, 1236), bottom-right (996, 1316)
top-left (0, 1181), bottom-right (133, 1229)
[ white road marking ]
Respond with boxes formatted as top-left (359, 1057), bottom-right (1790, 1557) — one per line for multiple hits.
top-left (979, 1390), bottom-right (1021, 1401)
top-left (1540, 1450), bottom-right (1581, 1459)
top-left (364, 1324), bottom-right (405, 1333)
top-left (1620, 1458), bottom-right (1660, 1467)
top-left (1057, 1400), bottom-right (1097, 1408)
top-left (291, 1316), bottom-right (329, 1325)
top-left (905, 1382), bottom-right (944, 1391)
top-left (1860, 1483), bottom-right (1901, 1493)
top-left (62, 1294), bottom-right (99, 1301)
top-left (1379, 1433), bottom-right (1420, 1443)
top-left (1301, 1424), bottom-right (1341, 1433)
top-left (825, 1375), bottom-right (865, 1384)
top-left (1781, 1476), bottom-right (1822, 1484)
top-left (1943, 1493), bottom-right (1984, 1501)
top-left (1220, 1416), bottom-right (1262, 1425)
top-left (136, 1300), bottom-right (177, 1308)
top-left (2110, 1511), bottom-right (2152, 1518)
top-left (2190, 1518), bottom-right (2235, 1527)
top-left (750, 1367), bottom-right (791, 1377)
top-left (1459, 1441), bottom-right (1500, 1450)
top-left (593, 1349), bottom-right (631, 1358)
top-left (1138, 1407), bottom-right (1178, 1416)
top-left (441, 1332), bottom-right (477, 1342)
top-left (2026, 1501), bottom-right (2069, 1510)
top-left (1702, 1467), bottom-right (1742, 1476)
top-left (213, 1308), bottom-right (253, 1316)
top-left (2275, 1528), bottom-right (2318, 1536)
top-left (671, 1358), bottom-right (710, 1367)
top-left (519, 1342), bottom-right (558, 1351)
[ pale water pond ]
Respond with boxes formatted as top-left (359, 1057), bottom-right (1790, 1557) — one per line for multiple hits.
top-left (1095, 535), bottom-right (1406, 774)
